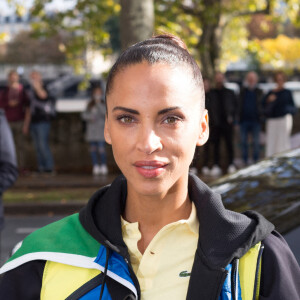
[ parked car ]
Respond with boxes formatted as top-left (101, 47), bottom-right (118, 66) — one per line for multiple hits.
top-left (209, 148), bottom-right (300, 234)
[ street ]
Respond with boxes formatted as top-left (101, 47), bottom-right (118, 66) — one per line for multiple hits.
top-left (0, 215), bottom-right (299, 267)
top-left (0, 215), bottom-right (66, 266)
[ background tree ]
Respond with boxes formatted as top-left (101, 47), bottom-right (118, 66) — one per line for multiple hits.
top-left (0, 31), bottom-right (66, 64)
top-left (30, 0), bottom-right (121, 74)
top-left (2, 0), bottom-right (299, 78)
top-left (155, 0), bottom-right (273, 79)
top-left (155, 0), bottom-right (300, 79)
top-left (120, 0), bottom-right (154, 50)
top-left (30, 0), bottom-right (154, 74)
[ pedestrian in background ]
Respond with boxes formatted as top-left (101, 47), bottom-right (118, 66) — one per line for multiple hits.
top-left (0, 109), bottom-right (18, 233)
top-left (82, 84), bottom-right (108, 175)
top-left (238, 71), bottom-right (263, 165)
top-left (209, 71), bottom-right (237, 176)
top-left (28, 70), bottom-right (55, 174)
top-left (0, 70), bottom-right (30, 171)
top-left (263, 71), bottom-right (297, 157)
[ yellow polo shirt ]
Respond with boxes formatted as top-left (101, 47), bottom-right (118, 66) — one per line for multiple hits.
top-left (121, 203), bottom-right (199, 300)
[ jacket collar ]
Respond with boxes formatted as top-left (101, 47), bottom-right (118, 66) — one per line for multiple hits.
top-left (79, 174), bottom-right (274, 300)
top-left (80, 174), bottom-right (273, 267)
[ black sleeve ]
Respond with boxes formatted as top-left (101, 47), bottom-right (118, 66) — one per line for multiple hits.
top-left (260, 231), bottom-right (300, 299)
top-left (0, 260), bottom-right (46, 299)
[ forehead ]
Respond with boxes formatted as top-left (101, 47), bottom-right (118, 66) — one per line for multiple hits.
top-left (9, 72), bottom-right (18, 77)
top-left (31, 72), bottom-right (38, 78)
top-left (275, 73), bottom-right (284, 80)
top-left (107, 62), bottom-right (200, 106)
top-left (247, 72), bottom-right (257, 79)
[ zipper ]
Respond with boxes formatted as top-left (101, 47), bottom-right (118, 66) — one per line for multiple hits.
top-left (231, 259), bottom-right (239, 300)
top-left (124, 254), bottom-right (141, 300)
top-left (252, 243), bottom-right (264, 300)
top-left (104, 241), bottom-right (140, 300)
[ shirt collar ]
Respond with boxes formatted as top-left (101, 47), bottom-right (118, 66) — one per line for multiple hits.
top-left (121, 202), bottom-right (199, 236)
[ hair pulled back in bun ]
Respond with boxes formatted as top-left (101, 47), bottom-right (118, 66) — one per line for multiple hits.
top-left (105, 34), bottom-right (204, 109)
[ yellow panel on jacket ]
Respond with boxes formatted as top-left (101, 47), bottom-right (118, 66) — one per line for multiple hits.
top-left (41, 261), bottom-right (101, 300)
top-left (239, 242), bottom-right (262, 300)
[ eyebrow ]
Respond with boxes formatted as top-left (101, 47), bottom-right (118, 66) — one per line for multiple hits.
top-left (112, 106), bottom-right (182, 115)
top-left (112, 106), bottom-right (139, 114)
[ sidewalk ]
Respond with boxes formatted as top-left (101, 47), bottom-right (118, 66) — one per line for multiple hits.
top-left (12, 173), bottom-right (115, 190)
top-left (4, 172), bottom-right (214, 215)
top-left (4, 173), bottom-right (117, 215)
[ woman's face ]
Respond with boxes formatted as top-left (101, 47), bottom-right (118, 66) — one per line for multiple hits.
top-left (8, 72), bottom-right (19, 85)
top-left (275, 73), bottom-right (285, 88)
top-left (93, 87), bottom-right (102, 102)
top-left (105, 62), bottom-right (208, 197)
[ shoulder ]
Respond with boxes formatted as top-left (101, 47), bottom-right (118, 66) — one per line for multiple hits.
top-left (0, 214), bottom-right (100, 275)
top-left (262, 231), bottom-right (297, 263)
top-left (260, 231), bottom-right (300, 299)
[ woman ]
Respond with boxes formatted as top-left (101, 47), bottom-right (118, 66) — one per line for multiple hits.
top-left (263, 71), bottom-right (297, 157)
top-left (82, 85), bottom-right (108, 175)
top-left (0, 70), bottom-right (30, 170)
top-left (0, 35), bottom-right (299, 300)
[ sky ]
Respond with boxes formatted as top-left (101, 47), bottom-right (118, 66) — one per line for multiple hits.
top-left (0, 0), bottom-right (76, 15)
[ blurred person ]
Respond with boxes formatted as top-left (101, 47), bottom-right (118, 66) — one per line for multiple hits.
top-left (238, 71), bottom-right (263, 165)
top-left (262, 71), bottom-right (297, 157)
top-left (28, 70), bottom-right (55, 174)
top-left (82, 85), bottom-right (108, 175)
top-left (0, 70), bottom-right (30, 171)
top-left (0, 34), bottom-right (299, 300)
top-left (209, 71), bottom-right (237, 176)
top-left (0, 109), bottom-right (18, 233)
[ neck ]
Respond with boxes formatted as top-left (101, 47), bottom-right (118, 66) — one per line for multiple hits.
top-left (124, 177), bottom-right (192, 253)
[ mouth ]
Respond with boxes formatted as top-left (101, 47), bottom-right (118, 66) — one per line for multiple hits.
top-left (134, 161), bottom-right (168, 178)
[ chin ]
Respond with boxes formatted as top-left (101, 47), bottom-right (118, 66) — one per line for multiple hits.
top-left (126, 176), bottom-right (168, 196)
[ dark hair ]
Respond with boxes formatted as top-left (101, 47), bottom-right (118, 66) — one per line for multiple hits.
top-left (273, 71), bottom-right (286, 82)
top-left (105, 34), bottom-right (204, 109)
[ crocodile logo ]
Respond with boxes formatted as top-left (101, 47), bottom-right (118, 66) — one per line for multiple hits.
top-left (179, 271), bottom-right (191, 277)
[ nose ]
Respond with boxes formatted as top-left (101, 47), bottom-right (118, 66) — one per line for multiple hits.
top-left (136, 127), bottom-right (163, 155)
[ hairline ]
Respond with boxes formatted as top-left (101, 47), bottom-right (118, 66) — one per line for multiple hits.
top-left (105, 60), bottom-right (205, 114)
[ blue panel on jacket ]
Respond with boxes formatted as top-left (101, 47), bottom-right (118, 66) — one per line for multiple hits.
top-left (94, 245), bottom-right (135, 290)
top-left (80, 284), bottom-right (112, 300)
top-left (219, 263), bottom-right (242, 300)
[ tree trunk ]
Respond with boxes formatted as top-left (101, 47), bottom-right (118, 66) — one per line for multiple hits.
top-left (197, 0), bottom-right (222, 80)
top-left (120, 0), bottom-right (154, 50)
top-left (199, 24), bottom-right (219, 80)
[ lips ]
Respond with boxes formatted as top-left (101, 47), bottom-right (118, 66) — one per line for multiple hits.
top-left (134, 161), bottom-right (168, 178)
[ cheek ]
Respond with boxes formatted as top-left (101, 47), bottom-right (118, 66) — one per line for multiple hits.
top-left (163, 128), bottom-right (198, 158)
top-left (109, 127), bottom-right (135, 166)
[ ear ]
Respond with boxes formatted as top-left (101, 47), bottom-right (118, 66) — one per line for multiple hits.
top-left (104, 115), bottom-right (112, 145)
top-left (196, 110), bottom-right (209, 146)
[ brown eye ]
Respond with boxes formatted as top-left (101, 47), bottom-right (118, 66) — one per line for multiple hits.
top-left (163, 116), bottom-right (180, 125)
top-left (118, 115), bottom-right (135, 124)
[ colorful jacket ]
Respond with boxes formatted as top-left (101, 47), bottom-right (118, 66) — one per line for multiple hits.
top-left (0, 175), bottom-right (299, 299)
